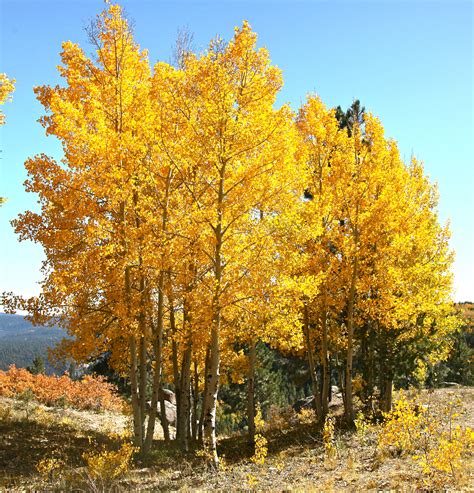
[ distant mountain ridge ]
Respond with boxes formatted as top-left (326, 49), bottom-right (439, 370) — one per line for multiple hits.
top-left (0, 313), bottom-right (67, 374)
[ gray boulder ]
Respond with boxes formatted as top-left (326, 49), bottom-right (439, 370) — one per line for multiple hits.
top-left (146, 398), bottom-right (176, 427)
top-left (293, 387), bottom-right (344, 413)
top-left (157, 400), bottom-right (176, 427)
top-left (159, 388), bottom-right (176, 405)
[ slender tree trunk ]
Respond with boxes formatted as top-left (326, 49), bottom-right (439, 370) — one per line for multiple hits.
top-left (376, 328), bottom-right (394, 414)
top-left (199, 347), bottom-right (210, 444)
top-left (159, 365), bottom-right (170, 441)
top-left (344, 258), bottom-right (358, 426)
top-left (386, 378), bottom-right (393, 412)
top-left (203, 326), bottom-right (220, 466)
top-left (168, 287), bottom-right (181, 439)
top-left (247, 338), bottom-right (257, 443)
top-left (135, 196), bottom-right (148, 449)
top-left (321, 293), bottom-right (329, 419)
top-left (129, 335), bottom-right (143, 449)
top-left (143, 337), bottom-right (160, 452)
top-left (153, 168), bottom-right (172, 444)
top-left (380, 362), bottom-right (393, 414)
top-left (125, 250), bottom-right (144, 449)
top-left (202, 162), bottom-right (225, 467)
top-left (365, 322), bottom-right (376, 415)
top-left (179, 342), bottom-right (192, 451)
top-left (203, 276), bottom-right (222, 464)
top-left (192, 359), bottom-right (199, 442)
top-left (335, 353), bottom-right (346, 410)
top-left (144, 274), bottom-right (165, 453)
top-left (172, 340), bottom-right (181, 439)
top-left (360, 322), bottom-right (368, 405)
top-left (157, 300), bottom-right (170, 442)
top-left (172, 337), bottom-right (180, 392)
top-left (139, 336), bottom-right (147, 441)
top-left (303, 302), bottom-right (322, 421)
top-left (383, 377), bottom-right (393, 413)
top-left (328, 358), bottom-right (332, 402)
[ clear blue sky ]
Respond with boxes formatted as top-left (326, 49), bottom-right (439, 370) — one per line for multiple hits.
top-left (1, 0), bottom-right (473, 302)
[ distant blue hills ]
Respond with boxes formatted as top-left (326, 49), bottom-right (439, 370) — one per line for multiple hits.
top-left (0, 313), bottom-right (68, 374)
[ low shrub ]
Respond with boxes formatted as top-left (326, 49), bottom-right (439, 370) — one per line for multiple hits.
top-left (0, 365), bottom-right (124, 412)
top-left (83, 440), bottom-right (137, 480)
top-left (378, 391), bottom-right (473, 486)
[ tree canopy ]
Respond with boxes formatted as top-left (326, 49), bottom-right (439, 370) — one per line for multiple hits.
top-left (5, 3), bottom-right (456, 463)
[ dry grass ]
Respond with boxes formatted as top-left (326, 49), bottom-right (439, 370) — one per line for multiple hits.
top-left (0, 388), bottom-right (473, 491)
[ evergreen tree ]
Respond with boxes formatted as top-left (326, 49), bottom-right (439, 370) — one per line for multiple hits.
top-left (335, 99), bottom-right (365, 136)
top-left (28, 355), bottom-right (45, 375)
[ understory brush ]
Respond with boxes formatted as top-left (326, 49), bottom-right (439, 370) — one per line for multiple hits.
top-left (378, 390), bottom-right (473, 487)
top-left (0, 365), bottom-right (125, 412)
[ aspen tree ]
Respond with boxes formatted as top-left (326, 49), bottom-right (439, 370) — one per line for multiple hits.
top-left (12, 4), bottom-right (160, 452)
top-left (295, 95), bottom-right (349, 420)
top-left (293, 96), bottom-right (454, 424)
top-left (162, 22), bottom-right (297, 465)
top-left (368, 157), bottom-right (454, 412)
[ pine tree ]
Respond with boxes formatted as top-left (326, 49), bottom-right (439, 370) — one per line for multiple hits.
top-left (28, 355), bottom-right (45, 375)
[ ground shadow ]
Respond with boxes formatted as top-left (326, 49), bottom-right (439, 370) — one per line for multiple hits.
top-left (0, 417), bottom-right (114, 483)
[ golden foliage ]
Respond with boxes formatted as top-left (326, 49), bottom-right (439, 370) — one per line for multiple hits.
top-left (379, 392), bottom-right (473, 485)
top-left (378, 392), bottom-right (426, 454)
top-left (0, 73), bottom-right (15, 125)
top-left (36, 457), bottom-right (66, 482)
top-left (297, 407), bottom-right (316, 425)
top-left (251, 405), bottom-right (268, 465)
top-left (322, 415), bottom-right (336, 459)
top-left (82, 441), bottom-right (137, 480)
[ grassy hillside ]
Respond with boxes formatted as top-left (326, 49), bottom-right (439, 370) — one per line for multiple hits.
top-left (0, 387), bottom-right (472, 491)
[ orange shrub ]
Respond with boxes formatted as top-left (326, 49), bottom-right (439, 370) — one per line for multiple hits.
top-left (0, 365), bottom-right (124, 412)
